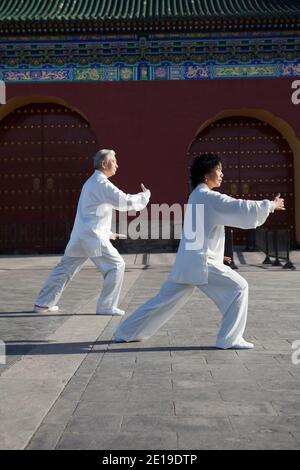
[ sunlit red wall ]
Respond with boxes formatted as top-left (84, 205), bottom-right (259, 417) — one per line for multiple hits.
top-left (7, 78), bottom-right (299, 206)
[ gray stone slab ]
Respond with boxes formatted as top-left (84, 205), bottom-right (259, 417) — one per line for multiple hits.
top-left (209, 367), bottom-right (251, 381)
top-left (134, 362), bottom-right (173, 371)
top-left (204, 355), bottom-right (243, 365)
top-left (229, 415), bottom-right (300, 435)
top-left (219, 389), bottom-right (299, 402)
top-left (271, 400), bottom-right (300, 415)
top-left (74, 399), bottom-right (175, 417)
top-left (121, 415), bottom-right (232, 434)
top-left (171, 363), bottom-right (212, 373)
top-left (174, 400), bottom-right (277, 417)
top-left (291, 431), bottom-right (300, 447)
top-left (236, 352), bottom-right (287, 364)
top-left (89, 375), bottom-right (131, 390)
top-left (2, 255), bottom-right (300, 450)
top-left (178, 430), bottom-right (299, 450)
top-left (172, 378), bottom-right (215, 390)
top-left (42, 397), bottom-right (80, 425)
top-left (171, 389), bottom-right (222, 401)
top-left (256, 379), bottom-right (300, 392)
top-left (26, 423), bottom-right (66, 450)
top-left (92, 368), bottom-right (134, 380)
top-left (56, 430), bottom-right (178, 450)
top-left (80, 387), bottom-right (130, 403)
top-left (128, 382), bottom-right (173, 392)
top-left (64, 415), bottom-right (122, 434)
top-left (127, 389), bottom-right (176, 402)
top-left (239, 370), bottom-right (294, 381)
top-left (131, 377), bottom-right (173, 387)
top-left (288, 367), bottom-right (300, 380)
top-left (171, 371), bottom-right (214, 382)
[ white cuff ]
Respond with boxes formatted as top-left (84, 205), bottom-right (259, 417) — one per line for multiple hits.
top-left (142, 189), bottom-right (151, 200)
top-left (269, 200), bottom-right (276, 213)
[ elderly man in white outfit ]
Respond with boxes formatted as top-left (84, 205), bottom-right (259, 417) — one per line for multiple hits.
top-left (34, 149), bottom-right (150, 315)
top-left (114, 153), bottom-right (285, 348)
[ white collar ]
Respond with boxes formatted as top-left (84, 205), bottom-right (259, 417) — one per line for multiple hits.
top-left (198, 183), bottom-right (210, 191)
top-left (95, 170), bottom-right (108, 179)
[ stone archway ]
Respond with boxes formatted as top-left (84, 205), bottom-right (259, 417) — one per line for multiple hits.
top-left (188, 112), bottom-right (296, 246)
top-left (0, 99), bottom-right (99, 253)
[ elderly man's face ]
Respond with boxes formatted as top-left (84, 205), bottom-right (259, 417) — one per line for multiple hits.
top-left (102, 152), bottom-right (118, 177)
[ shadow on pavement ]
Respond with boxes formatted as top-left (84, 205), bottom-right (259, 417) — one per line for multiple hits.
top-left (3, 340), bottom-right (217, 356)
top-left (0, 312), bottom-right (96, 317)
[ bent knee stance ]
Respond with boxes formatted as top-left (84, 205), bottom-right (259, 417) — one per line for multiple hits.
top-left (108, 258), bottom-right (125, 275)
top-left (240, 279), bottom-right (248, 292)
top-left (232, 274), bottom-right (248, 293)
top-left (117, 259), bottom-right (126, 271)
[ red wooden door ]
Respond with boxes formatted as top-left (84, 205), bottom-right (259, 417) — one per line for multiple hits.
top-left (0, 103), bottom-right (98, 253)
top-left (189, 116), bottom-right (295, 245)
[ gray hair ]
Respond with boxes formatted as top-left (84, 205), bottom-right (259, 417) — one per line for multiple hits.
top-left (93, 149), bottom-right (115, 169)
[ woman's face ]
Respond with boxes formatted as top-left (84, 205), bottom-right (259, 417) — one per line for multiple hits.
top-left (205, 164), bottom-right (223, 189)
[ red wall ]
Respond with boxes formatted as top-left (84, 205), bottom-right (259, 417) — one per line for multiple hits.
top-left (7, 78), bottom-right (299, 205)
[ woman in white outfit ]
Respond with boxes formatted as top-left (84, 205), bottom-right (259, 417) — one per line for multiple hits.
top-left (34, 149), bottom-right (150, 316)
top-left (114, 153), bottom-right (285, 349)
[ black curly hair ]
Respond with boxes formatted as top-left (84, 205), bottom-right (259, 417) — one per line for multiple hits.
top-left (189, 153), bottom-right (222, 190)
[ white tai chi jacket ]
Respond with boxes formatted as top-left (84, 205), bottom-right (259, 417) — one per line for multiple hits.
top-left (65, 170), bottom-right (150, 257)
top-left (168, 183), bottom-right (276, 285)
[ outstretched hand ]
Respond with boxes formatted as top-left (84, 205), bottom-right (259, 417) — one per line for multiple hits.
top-left (110, 233), bottom-right (126, 240)
top-left (141, 183), bottom-right (149, 192)
top-left (273, 193), bottom-right (286, 211)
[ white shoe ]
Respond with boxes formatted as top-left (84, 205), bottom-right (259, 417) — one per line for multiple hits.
top-left (113, 337), bottom-right (127, 343)
top-left (33, 304), bottom-right (59, 313)
top-left (216, 338), bottom-right (254, 350)
top-left (96, 308), bottom-right (125, 316)
top-left (113, 336), bottom-right (142, 343)
top-left (232, 339), bottom-right (254, 349)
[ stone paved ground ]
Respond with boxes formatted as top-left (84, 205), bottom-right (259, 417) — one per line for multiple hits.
top-left (0, 252), bottom-right (300, 450)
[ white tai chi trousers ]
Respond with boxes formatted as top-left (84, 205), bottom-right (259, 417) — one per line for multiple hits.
top-left (35, 241), bottom-right (125, 314)
top-left (114, 263), bottom-right (249, 348)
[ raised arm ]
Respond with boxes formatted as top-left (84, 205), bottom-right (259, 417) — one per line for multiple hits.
top-left (208, 191), bottom-right (284, 229)
top-left (102, 180), bottom-right (151, 212)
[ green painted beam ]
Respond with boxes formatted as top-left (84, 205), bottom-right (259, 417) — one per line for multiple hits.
top-left (0, 0), bottom-right (299, 22)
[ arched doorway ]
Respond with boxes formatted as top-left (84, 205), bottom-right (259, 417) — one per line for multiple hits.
top-left (189, 116), bottom-right (295, 245)
top-left (0, 102), bottom-right (99, 253)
